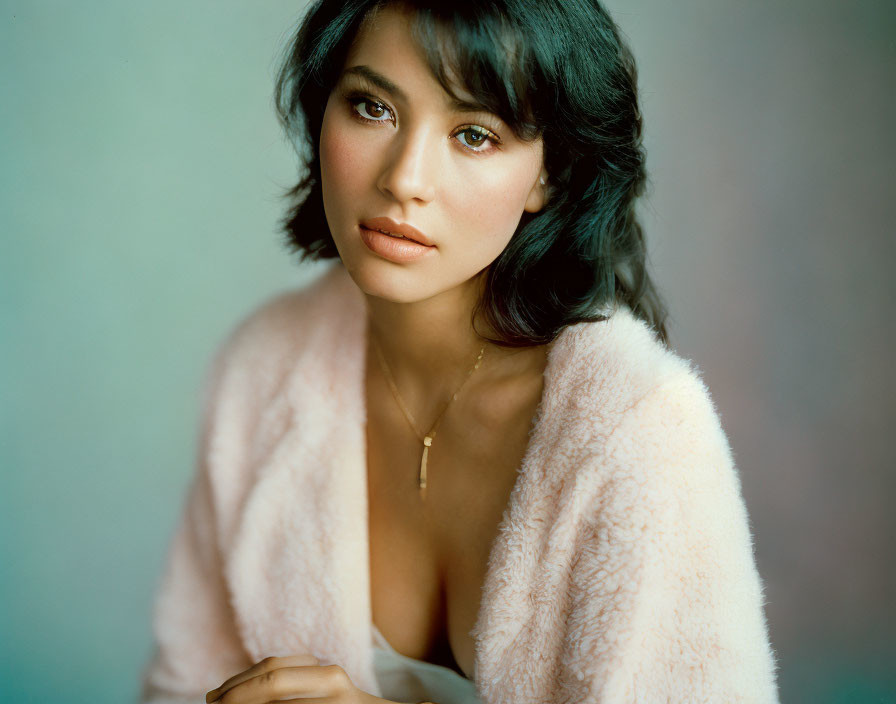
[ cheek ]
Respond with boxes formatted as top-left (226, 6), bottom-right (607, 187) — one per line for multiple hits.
top-left (320, 100), bottom-right (383, 211)
top-left (320, 110), bottom-right (357, 198)
top-left (448, 160), bottom-right (536, 247)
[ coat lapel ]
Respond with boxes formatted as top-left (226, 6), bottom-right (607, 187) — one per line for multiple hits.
top-left (222, 262), bottom-right (636, 700)
top-left (224, 265), bottom-right (381, 693)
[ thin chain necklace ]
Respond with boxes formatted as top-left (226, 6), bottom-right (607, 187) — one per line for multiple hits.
top-left (370, 332), bottom-right (486, 495)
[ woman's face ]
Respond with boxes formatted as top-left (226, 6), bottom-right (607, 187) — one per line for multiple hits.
top-left (319, 3), bottom-right (547, 305)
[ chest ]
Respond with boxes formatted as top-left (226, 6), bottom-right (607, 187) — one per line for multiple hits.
top-left (365, 365), bottom-right (545, 680)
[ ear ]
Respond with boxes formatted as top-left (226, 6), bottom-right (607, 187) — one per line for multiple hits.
top-left (524, 168), bottom-right (550, 213)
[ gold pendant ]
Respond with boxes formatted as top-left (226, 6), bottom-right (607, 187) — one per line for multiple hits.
top-left (419, 435), bottom-right (432, 489)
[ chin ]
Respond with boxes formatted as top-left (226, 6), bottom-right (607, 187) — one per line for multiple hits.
top-left (341, 255), bottom-right (438, 304)
top-left (337, 237), bottom-right (489, 306)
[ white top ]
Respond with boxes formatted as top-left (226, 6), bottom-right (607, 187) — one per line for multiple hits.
top-left (371, 622), bottom-right (482, 704)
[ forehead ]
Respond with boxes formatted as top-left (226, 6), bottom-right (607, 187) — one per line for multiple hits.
top-left (341, 3), bottom-right (476, 106)
top-left (348, 3), bottom-right (420, 61)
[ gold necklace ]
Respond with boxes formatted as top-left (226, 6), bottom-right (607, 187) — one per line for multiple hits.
top-left (370, 332), bottom-right (486, 494)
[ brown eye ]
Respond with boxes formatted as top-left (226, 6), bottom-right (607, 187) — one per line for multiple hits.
top-left (455, 126), bottom-right (498, 153)
top-left (462, 129), bottom-right (485, 146)
top-left (348, 95), bottom-right (393, 123)
top-left (365, 100), bottom-right (386, 118)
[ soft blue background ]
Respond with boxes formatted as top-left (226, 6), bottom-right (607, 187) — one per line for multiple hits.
top-left (2, 1), bottom-right (894, 703)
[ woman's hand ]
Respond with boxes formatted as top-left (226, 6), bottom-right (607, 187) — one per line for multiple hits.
top-left (204, 654), bottom-right (388, 703)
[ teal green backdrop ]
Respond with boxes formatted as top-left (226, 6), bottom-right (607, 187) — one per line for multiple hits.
top-left (2, 2), bottom-right (894, 703)
top-left (1, 2), bottom-right (324, 702)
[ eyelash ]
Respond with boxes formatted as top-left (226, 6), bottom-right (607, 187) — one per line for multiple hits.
top-left (344, 92), bottom-right (501, 155)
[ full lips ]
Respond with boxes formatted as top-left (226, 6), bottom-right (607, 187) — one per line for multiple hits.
top-left (359, 225), bottom-right (436, 263)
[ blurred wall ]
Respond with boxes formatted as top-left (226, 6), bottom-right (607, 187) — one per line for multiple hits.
top-left (1, 1), bottom-right (893, 702)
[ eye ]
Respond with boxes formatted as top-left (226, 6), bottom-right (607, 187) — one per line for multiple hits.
top-left (344, 90), bottom-right (501, 154)
top-left (347, 95), bottom-right (393, 124)
top-left (453, 126), bottom-right (500, 154)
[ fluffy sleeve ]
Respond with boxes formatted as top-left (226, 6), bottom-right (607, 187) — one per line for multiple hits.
top-left (559, 372), bottom-right (780, 703)
top-left (138, 332), bottom-right (255, 704)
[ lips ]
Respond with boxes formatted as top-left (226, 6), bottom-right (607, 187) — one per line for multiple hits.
top-left (359, 217), bottom-right (434, 247)
top-left (359, 225), bottom-right (436, 263)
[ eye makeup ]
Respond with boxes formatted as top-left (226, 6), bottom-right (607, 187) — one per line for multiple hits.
top-left (341, 88), bottom-right (503, 156)
top-left (335, 69), bottom-right (505, 152)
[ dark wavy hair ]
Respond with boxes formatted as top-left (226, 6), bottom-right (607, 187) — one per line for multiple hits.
top-left (273, 0), bottom-right (670, 348)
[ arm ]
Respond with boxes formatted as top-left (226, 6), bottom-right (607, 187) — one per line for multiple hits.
top-left (560, 375), bottom-right (780, 703)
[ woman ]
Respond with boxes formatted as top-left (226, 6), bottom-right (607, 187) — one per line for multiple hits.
top-left (140, 1), bottom-right (780, 702)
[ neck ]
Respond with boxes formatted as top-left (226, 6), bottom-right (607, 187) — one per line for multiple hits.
top-left (363, 271), bottom-right (538, 400)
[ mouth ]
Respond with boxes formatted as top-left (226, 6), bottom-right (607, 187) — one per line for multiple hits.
top-left (359, 217), bottom-right (434, 247)
top-left (358, 224), bottom-right (436, 263)
top-left (370, 228), bottom-right (409, 240)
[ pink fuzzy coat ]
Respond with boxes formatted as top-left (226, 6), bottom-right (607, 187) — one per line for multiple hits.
top-left (140, 262), bottom-right (779, 703)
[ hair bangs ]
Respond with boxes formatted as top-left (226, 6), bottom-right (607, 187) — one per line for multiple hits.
top-left (273, 0), bottom-right (670, 346)
top-left (404, 3), bottom-right (540, 142)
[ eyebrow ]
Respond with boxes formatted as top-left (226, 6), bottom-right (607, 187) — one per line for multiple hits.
top-left (341, 65), bottom-right (489, 114)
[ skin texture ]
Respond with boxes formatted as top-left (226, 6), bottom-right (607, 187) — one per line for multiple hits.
top-left (206, 4), bottom-right (550, 702)
top-left (204, 654), bottom-right (384, 704)
top-left (319, 2), bottom-right (550, 402)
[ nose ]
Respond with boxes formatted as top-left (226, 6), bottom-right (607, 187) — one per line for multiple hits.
top-left (376, 125), bottom-right (437, 205)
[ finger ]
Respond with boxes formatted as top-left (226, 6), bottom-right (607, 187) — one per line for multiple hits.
top-left (209, 664), bottom-right (346, 704)
top-left (205, 655), bottom-right (320, 703)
